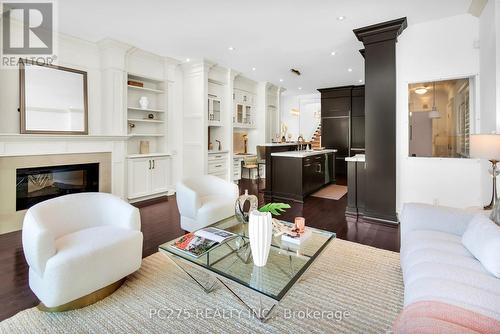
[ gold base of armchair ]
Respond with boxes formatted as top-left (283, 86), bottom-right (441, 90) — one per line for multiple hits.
top-left (37, 278), bottom-right (126, 312)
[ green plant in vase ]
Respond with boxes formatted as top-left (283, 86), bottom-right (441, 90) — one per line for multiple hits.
top-left (258, 203), bottom-right (290, 216)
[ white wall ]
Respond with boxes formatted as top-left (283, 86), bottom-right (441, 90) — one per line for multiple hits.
top-left (396, 14), bottom-right (495, 211)
top-left (479, 0), bottom-right (499, 133)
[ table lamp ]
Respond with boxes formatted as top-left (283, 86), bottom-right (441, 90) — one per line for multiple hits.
top-left (470, 134), bottom-right (500, 209)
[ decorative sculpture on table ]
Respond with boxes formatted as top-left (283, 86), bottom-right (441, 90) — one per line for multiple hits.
top-left (235, 190), bottom-right (258, 224)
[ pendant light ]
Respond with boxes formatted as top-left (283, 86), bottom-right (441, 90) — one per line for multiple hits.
top-left (428, 82), bottom-right (441, 119)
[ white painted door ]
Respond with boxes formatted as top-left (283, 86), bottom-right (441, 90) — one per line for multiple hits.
top-left (128, 158), bottom-right (151, 199)
top-left (150, 156), bottom-right (169, 194)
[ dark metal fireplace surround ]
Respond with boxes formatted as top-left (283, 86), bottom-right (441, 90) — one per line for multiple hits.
top-left (16, 163), bottom-right (99, 211)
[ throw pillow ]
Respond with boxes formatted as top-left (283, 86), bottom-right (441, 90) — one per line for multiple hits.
top-left (462, 214), bottom-right (500, 278)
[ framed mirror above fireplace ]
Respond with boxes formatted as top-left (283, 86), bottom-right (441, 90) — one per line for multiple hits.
top-left (19, 59), bottom-right (88, 134)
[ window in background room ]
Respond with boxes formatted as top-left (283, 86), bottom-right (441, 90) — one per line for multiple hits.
top-left (408, 78), bottom-right (472, 158)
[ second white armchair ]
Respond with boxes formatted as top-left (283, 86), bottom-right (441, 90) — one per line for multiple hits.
top-left (176, 175), bottom-right (239, 232)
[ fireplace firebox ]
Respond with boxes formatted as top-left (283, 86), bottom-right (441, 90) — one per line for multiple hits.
top-left (16, 163), bottom-right (99, 211)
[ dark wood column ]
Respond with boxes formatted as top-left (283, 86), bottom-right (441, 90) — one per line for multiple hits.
top-left (353, 18), bottom-right (407, 223)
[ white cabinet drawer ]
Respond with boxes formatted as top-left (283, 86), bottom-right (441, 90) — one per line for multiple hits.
top-left (208, 161), bottom-right (227, 173)
top-left (208, 152), bottom-right (227, 162)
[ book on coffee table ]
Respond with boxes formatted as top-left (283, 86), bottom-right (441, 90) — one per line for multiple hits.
top-left (281, 228), bottom-right (312, 245)
top-left (171, 227), bottom-right (237, 258)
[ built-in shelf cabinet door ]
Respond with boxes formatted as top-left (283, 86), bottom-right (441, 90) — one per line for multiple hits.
top-left (128, 158), bottom-right (152, 199)
top-left (127, 156), bottom-right (169, 199)
top-left (150, 156), bottom-right (169, 194)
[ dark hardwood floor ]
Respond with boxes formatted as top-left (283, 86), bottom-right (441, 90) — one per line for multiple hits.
top-left (0, 178), bottom-right (398, 321)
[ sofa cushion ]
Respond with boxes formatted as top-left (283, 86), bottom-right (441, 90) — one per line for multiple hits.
top-left (462, 214), bottom-right (500, 278)
top-left (404, 276), bottom-right (500, 321)
top-left (401, 229), bottom-right (500, 321)
top-left (401, 230), bottom-right (476, 277)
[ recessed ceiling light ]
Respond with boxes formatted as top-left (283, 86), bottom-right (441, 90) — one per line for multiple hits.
top-left (415, 87), bottom-right (428, 95)
top-left (185, 58), bottom-right (190, 62)
top-left (347, 68), bottom-right (353, 72)
top-left (252, 67), bottom-right (256, 71)
top-left (279, 79), bottom-right (283, 82)
top-left (228, 46), bottom-right (235, 51)
top-left (298, 87), bottom-right (302, 90)
top-left (358, 79), bottom-right (363, 83)
top-left (330, 51), bottom-right (336, 56)
top-left (337, 16), bottom-right (346, 21)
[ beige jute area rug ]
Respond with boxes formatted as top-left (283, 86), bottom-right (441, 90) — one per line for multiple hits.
top-left (0, 239), bottom-right (403, 334)
top-left (311, 185), bottom-right (348, 200)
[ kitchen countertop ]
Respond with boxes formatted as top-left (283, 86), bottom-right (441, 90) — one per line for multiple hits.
top-left (260, 142), bottom-right (300, 147)
top-left (207, 150), bottom-right (229, 154)
top-left (233, 153), bottom-right (256, 158)
top-left (271, 149), bottom-right (337, 158)
top-left (345, 154), bottom-right (365, 162)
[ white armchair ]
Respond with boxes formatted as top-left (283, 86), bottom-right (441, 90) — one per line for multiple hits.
top-left (22, 192), bottom-right (143, 310)
top-left (176, 175), bottom-right (239, 232)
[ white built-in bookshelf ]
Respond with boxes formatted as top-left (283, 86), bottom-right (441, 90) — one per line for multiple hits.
top-left (126, 73), bottom-right (167, 156)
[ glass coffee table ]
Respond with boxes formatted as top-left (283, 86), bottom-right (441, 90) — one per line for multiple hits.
top-left (159, 216), bottom-right (335, 322)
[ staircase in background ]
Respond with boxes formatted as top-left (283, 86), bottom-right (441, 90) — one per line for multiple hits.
top-left (310, 123), bottom-right (321, 149)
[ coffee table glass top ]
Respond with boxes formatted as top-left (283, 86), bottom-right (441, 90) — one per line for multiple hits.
top-left (159, 216), bottom-right (335, 301)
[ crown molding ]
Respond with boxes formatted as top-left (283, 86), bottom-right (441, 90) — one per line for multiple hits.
top-left (353, 17), bottom-right (407, 45)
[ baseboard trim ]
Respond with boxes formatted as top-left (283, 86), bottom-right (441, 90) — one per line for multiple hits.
top-left (131, 195), bottom-right (170, 208)
top-left (359, 215), bottom-right (399, 226)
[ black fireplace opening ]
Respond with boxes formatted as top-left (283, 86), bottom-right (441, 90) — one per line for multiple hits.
top-left (16, 163), bottom-right (99, 211)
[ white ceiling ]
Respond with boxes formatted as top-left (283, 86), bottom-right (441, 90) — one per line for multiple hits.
top-left (57, 0), bottom-right (473, 95)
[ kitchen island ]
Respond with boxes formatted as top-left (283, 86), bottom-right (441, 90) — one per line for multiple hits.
top-left (270, 149), bottom-right (336, 202)
top-left (260, 143), bottom-right (301, 196)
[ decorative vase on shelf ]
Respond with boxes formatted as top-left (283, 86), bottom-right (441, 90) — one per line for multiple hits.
top-left (139, 96), bottom-right (149, 110)
top-left (139, 141), bottom-right (149, 154)
top-left (248, 210), bottom-right (273, 267)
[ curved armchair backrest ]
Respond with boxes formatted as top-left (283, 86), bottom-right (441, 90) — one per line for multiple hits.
top-left (177, 175), bottom-right (239, 220)
top-left (181, 175), bottom-right (238, 198)
top-left (25, 192), bottom-right (140, 240)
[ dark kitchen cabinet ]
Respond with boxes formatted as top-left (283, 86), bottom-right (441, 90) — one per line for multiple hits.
top-left (271, 152), bottom-right (334, 202)
top-left (263, 143), bottom-right (299, 196)
top-left (346, 159), bottom-right (366, 217)
top-left (351, 116), bottom-right (365, 148)
top-left (351, 86), bottom-right (365, 150)
top-left (321, 117), bottom-right (349, 156)
top-left (321, 97), bottom-right (351, 117)
top-left (318, 85), bottom-right (365, 178)
top-left (351, 86), bottom-right (365, 117)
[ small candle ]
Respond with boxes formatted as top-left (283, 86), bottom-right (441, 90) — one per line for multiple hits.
top-left (294, 217), bottom-right (305, 233)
